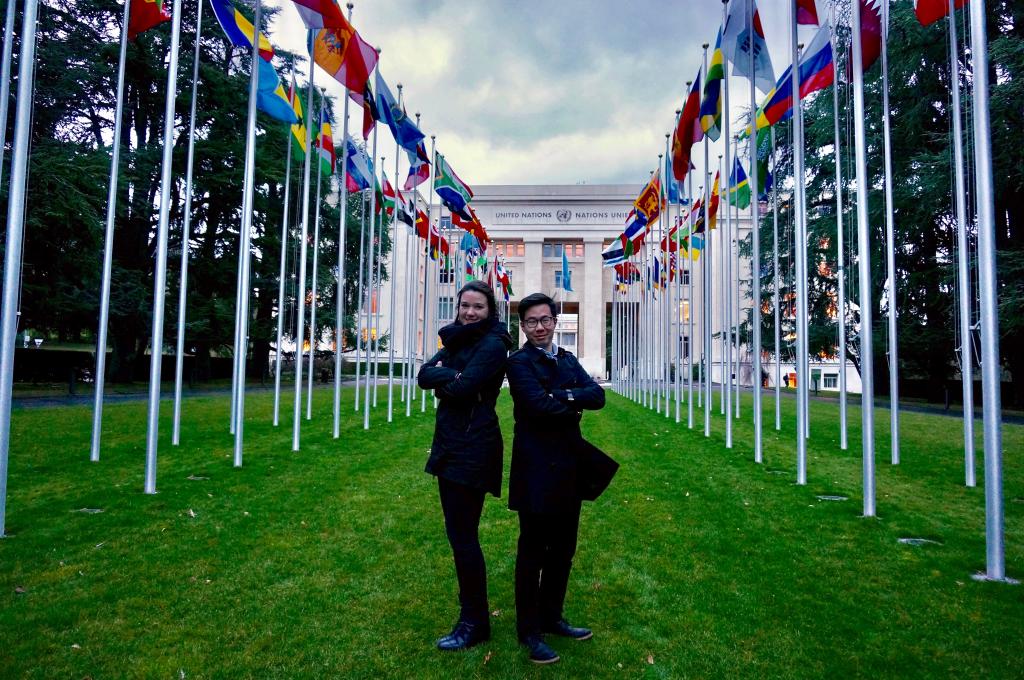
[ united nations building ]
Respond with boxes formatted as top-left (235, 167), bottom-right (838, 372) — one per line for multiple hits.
top-left (380, 184), bottom-right (862, 393)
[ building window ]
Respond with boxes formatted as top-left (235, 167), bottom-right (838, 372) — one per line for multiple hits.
top-left (440, 216), bottom-right (451, 230)
top-left (543, 243), bottom-right (563, 258)
top-left (439, 262), bottom-right (455, 284)
top-left (681, 336), bottom-right (690, 359)
top-left (543, 242), bottom-right (582, 258)
top-left (678, 300), bottom-right (690, 323)
top-left (682, 270), bottom-right (690, 286)
top-left (554, 269), bottom-right (573, 289)
top-left (437, 296), bottom-right (454, 320)
top-left (516, 243), bottom-right (525, 256)
top-left (574, 243), bottom-right (585, 257)
top-left (557, 331), bottom-right (577, 347)
top-left (823, 373), bottom-right (838, 389)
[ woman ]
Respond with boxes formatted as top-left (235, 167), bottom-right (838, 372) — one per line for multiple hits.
top-left (417, 280), bottom-right (514, 651)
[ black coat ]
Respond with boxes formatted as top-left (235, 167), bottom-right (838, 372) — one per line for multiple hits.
top-left (417, 317), bottom-right (514, 497)
top-left (506, 343), bottom-right (606, 513)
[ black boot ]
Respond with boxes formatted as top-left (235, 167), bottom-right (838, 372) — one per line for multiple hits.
top-left (520, 635), bottom-right (560, 664)
top-left (436, 620), bottom-right (490, 651)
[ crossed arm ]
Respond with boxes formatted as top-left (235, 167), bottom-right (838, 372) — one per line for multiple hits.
top-left (417, 336), bottom-right (507, 402)
top-left (506, 354), bottom-right (605, 419)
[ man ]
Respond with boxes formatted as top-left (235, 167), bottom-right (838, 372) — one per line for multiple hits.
top-left (506, 292), bottom-right (606, 665)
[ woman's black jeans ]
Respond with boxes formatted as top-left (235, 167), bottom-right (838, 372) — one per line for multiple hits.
top-left (437, 477), bottom-right (489, 625)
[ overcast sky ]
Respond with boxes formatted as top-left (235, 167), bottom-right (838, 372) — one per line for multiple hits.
top-left (264, 0), bottom-right (830, 190)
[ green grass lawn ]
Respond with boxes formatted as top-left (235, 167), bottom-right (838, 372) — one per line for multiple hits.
top-left (1, 387), bottom-right (1021, 678)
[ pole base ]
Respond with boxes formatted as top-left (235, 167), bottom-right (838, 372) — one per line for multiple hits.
top-left (971, 572), bottom-right (1020, 585)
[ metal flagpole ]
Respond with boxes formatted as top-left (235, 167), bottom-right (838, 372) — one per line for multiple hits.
top-left (172, 0), bottom-right (205, 446)
top-left (655, 158), bottom-right (663, 416)
top-left (275, 70), bottom-right (296, 428)
top-left (362, 127), bottom-right (380, 430)
top-left (880, 0), bottom-right (900, 464)
top-left (0, 0), bottom-right (16, 184)
top-left (306, 92), bottom-right (325, 421)
top-left (851, 0), bottom-right (876, 515)
top-left (405, 114), bottom-right (422, 417)
top-left (372, 153), bottom-right (387, 410)
top-left (386, 88), bottom-right (403, 422)
top-left (686, 172), bottom-right (695, 428)
top-left (332, 70), bottom-right (352, 439)
top-left (0, 0), bottom-right (40, 534)
top-left (946, 0), bottom-right (974, 485)
top-left (354, 188), bottom-right (367, 412)
top-left (421, 135), bottom-right (436, 412)
top-left (230, 0), bottom-right (264, 467)
top-left (90, 0), bottom-right (132, 462)
top-left (831, 34), bottom-right (848, 450)
top-left (722, 151), bottom-right (733, 448)
top-left (704, 168), bottom-right (712, 436)
top-left (968, 0), bottom-right (1008, 582)
top-left (143, 0), bottom-right (185, 492)
top-left (747, 0), bottom-right (762, 462)
top-left (771, 126), bottom-right (781, 431)
top-left (733, 136), bottom-right (741, 421)
top-left (292, 32), bottom-right (316, 451)
top-left (791, 1), bottom-right (808, 484)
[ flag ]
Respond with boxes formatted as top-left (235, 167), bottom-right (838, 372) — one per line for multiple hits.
top-left (700, 27), bottom-right (725, 141)
top-left (404, 140), bottom-right (430, 190)
top-left (313, 18), bottom-right (379, 94)
top-left (614, 262), bottom-right (641, 285)
top-left (495, 256), bottom-right (514, 300)
top-left (602, 239), bottom-right (626, 267)
top-left (671, 72), bottom-right (703, 183)
top-left (659, 212), bottom-right (689, 253)
top-left (708, 172), bottom-right (721, 230)
top-left (256, 59), bottom-right (300, 124)
top-left (620, 208), bottom-right (649, 258)
top-left (746, 23), bottom-right (834, 135)
top-left (287, 0), bottom-right (348, 29)
top-left (797, 0), bottom-right (820, 25)
top-left (348, 80), bottom-right (378, 140)
top-left (129, 0), bottom-right (171, 40)
top-left (634, 169), bottom-right (663, 226)
top-left (381, 173), bottom-right (397, 216)
top-left (288, 80), bottom-right (307, 157)
top-left (209, 0), bottom-right (273, 60)
top-left (914, 0), bottom-right (967, 26)
top-left (561, 249), bottom-right (573, 292)
top-left (434, 151), bottom-right (474, 220)
top-left (850, 0), bottom-right (882, 74)
top-left (375, 71), bottom-right (426, 155)
top-left (722, 0), bottom-right (775, 94)
top-left (315, 103), bottom-right (335, 174)
top-left (664, 152), bottom-right (681, 205)
top-left (416, 210), bottom-right (449, 259)
top-left (451, 205), bottom-right (489, 249)
top-left (344, 136), bottom-right (373, 192)
top-left (756, 126), bottom-right (773, 200)
top-left (728, 156), bottom-right (751, 209)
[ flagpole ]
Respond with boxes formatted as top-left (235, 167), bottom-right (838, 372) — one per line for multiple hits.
top-left (722, 151), bottom-right (733, 447)
top-left (354, 188), bottom-right (367, 413)
top-left (790, 1), bottom-right (809, 484)
top-left (90, 0), bottom-right (132, 462)
top-left (655, 158), bottom-right (663, 416)
top-left (372, 153), bottom-right (387, 411)
top-left (421, 135), bottom-right (436, 412)
top-left (831, 35), bottom-right (848, 450)
top-left (851, 0), bottom-right (877, 515)
top-left (701, 43), bottom-right (711, 436)
top-left (172, 0), bottom-right (205, 446)
top-left (229, 0), bottom-right (264, 466)
top-left (733, 137), bottom-right (741, 422)
top-left (142, 0), bottom-right (185, 491)
top-left (276, 70), bottom-right (296, 428)
top-left (771, 126), bottom-right (781, 431)
top-left (0, 0), bottom-right (40, 534)
top-left (386, 86), bottom-right (404, 423)
top-left (405, 113), bottom-right (423, 417)
top-left (332, 59), bottom-right (352, 439)
top-left (686, 173), bottom-right (695, 428)
top-left (306, 90), bottom-right (326, 421)
top-left (292, 30), bottom-right (316, 451)
top-left (747, 0), bottom-right (762, 462)
top-left (880, 0), bottom-right (900, 464)
top-left (0, 0), bottom-right (16, 184)
top-left (946, 0), bottom-right (974, 485)
top-left (968, 0), bottom-right (1008, 582)
top-left (362, 126), bottom-right (380, 430)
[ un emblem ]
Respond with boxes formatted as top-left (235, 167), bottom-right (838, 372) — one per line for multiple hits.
top-left (556, 209), bottom-right (571, 223)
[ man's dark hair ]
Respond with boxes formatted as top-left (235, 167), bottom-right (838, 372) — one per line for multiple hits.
top-left (517, 292), bottom-right (557, 320)
top-left (457, 280), bottom-right (498, 320)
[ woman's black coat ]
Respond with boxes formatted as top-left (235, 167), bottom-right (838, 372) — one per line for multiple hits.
top-left (417, 317), bottom-right (514, 497)
top-left (506, 343), bottom-right (606, 513)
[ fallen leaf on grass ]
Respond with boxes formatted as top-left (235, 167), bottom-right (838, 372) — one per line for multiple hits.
top-left (617, 662), bottom-right (623, 668)
top-left (491, 609), bottom-right (502, 618)
top-left (14, 586), bottom-right (26, 594)
top-left (71, 643), bottom-right (81, 650)
top-left (592, 582), bottom-right (602, 590)
top-left (94, 542), bottom-right (105, 549)
top-left (187, 509), bottom-right (196, 518)
top-left (187, 475), bottom-right (209, 481)
top-left (75, 508), bottom-right (103, 514)
top-left (646, 654), bottom-right (655, 665)
top-left (483, 651), bottom-right (493, 664)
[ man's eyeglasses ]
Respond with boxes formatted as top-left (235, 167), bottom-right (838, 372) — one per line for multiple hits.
top-left (523, 316), bottom-right (556, 330)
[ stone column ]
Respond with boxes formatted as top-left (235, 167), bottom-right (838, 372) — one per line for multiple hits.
top-left (581, 239), bottom-right (604, 377)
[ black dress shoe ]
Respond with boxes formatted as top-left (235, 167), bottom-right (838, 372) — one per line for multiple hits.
top-left (544, 619), bottom-right (593, 640)
top-left (521, 635), bottom-right (560, 664)
top-left (436, 620), bottom-right (490, 651)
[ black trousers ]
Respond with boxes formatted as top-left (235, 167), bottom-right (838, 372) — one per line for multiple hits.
top-left (437, 477), bottom-right (489, 625)
top-left (514, 501), bottom-right (583, 639)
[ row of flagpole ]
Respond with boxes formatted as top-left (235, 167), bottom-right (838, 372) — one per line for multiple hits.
top-left (604, 0), bottom-right (1008, 581)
